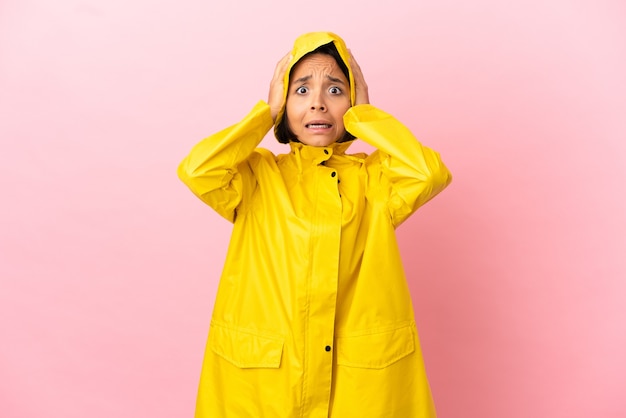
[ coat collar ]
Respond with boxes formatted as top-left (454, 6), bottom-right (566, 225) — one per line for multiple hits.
top-left (289, 140), bottom-right (354, 165)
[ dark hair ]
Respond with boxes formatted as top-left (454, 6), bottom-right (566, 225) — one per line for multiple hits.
top-left (275, 42), bottom-right (356, 144)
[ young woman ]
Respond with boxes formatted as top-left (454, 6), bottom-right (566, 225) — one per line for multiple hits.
top-left (178, 31), bottom-right (452, 418)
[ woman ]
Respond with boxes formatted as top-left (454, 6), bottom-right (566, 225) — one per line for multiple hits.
top-left (178, 32), bottom-right (452, 418)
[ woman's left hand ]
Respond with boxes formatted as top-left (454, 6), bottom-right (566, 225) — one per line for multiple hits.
top-left (349, 51), bottom-right (370, 105)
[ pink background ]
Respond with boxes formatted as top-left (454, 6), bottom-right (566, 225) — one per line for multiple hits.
top-left (1, 0), bottom-right (625, 417)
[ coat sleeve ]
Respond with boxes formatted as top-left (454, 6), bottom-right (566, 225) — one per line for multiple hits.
top-left (177, 101), bottom-right (274, 222)
top-left (343, 104), bottom-right (452, 227)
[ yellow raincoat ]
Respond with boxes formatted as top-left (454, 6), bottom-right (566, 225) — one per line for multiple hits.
top-left (178, 32), bottom-right (452, 418)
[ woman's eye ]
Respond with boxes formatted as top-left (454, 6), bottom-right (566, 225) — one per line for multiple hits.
top-left (329, 86), bottom-right (342, 94)
top-left (296, 86), bottom-right (308, 94)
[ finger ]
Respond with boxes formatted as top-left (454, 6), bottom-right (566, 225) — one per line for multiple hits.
top-left (348, 49), bottom-right (361, 69)
top-left (273, 53), bottom-right (292, 80)
top-left (348, 49), bottom-right (369, 105)
top-left (348, 52), bottom-right (365, 80)
top-left (268, 52), bottom-right (292, 121)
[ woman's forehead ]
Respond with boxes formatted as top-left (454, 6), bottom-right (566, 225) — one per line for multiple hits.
top-left (290, 54), bottom-right (345, 80)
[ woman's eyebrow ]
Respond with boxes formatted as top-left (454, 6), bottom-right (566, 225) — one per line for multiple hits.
top-left (326, 75), bottom-right (346, 85)
top-left (293, 75), bottom-right (312, 84)
top-left (292, 75), bottom-right (346, 85)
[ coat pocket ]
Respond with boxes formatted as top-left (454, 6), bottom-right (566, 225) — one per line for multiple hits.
top-left (209, 321), bottom-right (284, 369)
top-left (336, 323), bottom-right (415, 369)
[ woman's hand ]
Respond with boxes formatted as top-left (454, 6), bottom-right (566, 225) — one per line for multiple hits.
top-left (349, 51), bottom-right (369, 105)
top-left (268, 53), bottom-right (292, 123)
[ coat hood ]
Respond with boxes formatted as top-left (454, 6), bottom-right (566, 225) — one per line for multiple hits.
top-left (274, 32), bottom-right (355, 141)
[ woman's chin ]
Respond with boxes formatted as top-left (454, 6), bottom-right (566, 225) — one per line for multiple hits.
top-left (297, 134), bottom-right (342, 147)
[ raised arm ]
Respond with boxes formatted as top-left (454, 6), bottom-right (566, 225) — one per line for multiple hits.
top-left (344, 52), bottom-right (452, 226)
top-left (177, 102), bottom-right (272, 222)
top-left (177, 54), bottom-right (292, 222)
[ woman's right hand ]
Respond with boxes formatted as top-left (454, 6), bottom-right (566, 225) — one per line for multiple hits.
top-left (268, 53), bottom-right (292, 123)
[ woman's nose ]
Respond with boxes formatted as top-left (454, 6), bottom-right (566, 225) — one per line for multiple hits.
top-left (309, 92), bottom-right (326, 111)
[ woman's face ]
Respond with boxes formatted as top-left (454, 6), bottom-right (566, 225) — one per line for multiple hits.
top-left (285, 53), bottom-right (351, 147)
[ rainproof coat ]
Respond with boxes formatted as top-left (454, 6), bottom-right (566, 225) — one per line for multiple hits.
top-left (178, 32), bottom-right (452, 418)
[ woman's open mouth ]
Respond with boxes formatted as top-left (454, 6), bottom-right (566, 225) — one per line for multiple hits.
top-left (305, 121), bottom-right (333, 130)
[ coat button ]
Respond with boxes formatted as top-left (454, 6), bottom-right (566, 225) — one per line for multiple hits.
top-left (324, 149), bottom-right (329, 154)
top-left (331, 172), bottom-right (336, 177)
top-left (325, 345), bottom-right (331, 352)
